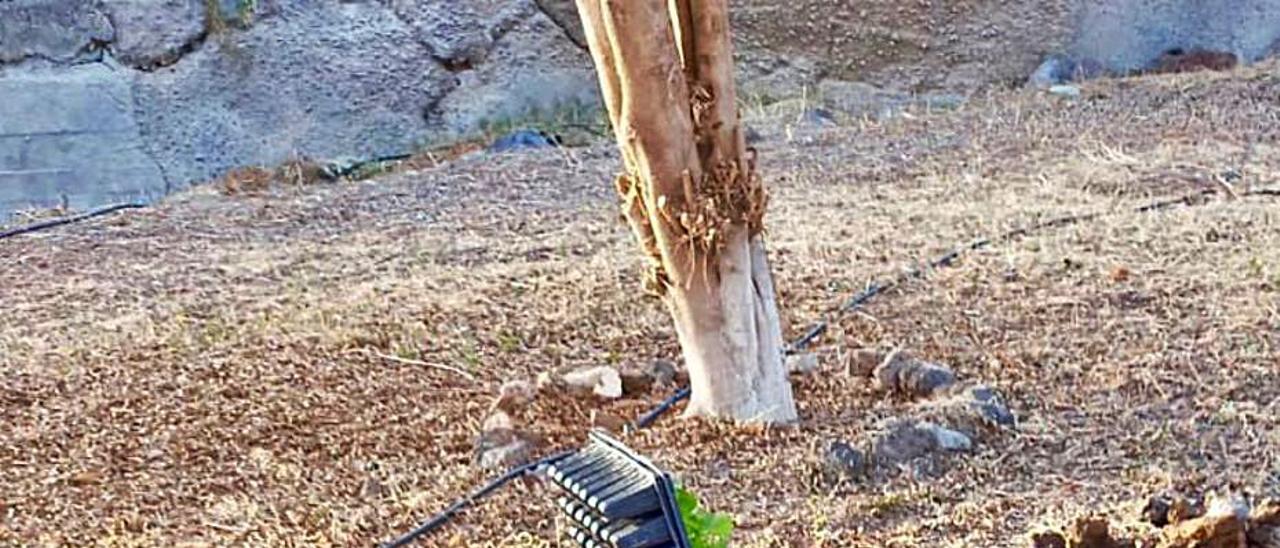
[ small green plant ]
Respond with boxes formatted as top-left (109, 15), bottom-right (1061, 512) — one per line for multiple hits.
top-left (237, 0), bottom-right (256, 26)
top-left (1247, 256), bottom-right (1265, 279)
top-left (497, 332), bottom-right (522, 354)
top-left (675, 486), bottom-right (733, 548)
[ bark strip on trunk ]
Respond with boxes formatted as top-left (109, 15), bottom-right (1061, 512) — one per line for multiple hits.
top-left (575, 0), bottom-right (797, 422)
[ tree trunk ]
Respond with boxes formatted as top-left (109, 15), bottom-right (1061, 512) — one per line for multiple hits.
top-left (575, 0), bottom-right (797, 422)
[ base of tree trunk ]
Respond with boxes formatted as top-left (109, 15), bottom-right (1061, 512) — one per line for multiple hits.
top-left (670, 231), bottom-right (798, 423)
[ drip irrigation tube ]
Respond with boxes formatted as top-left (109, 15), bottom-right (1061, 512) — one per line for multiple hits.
top-left (379, 450), bottom-right (576, 548)
top-left (0, 202), bottom-right (147, 241)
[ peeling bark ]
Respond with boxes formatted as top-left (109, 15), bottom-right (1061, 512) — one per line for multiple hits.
top-left (575, 0), bottom-right (796, 423)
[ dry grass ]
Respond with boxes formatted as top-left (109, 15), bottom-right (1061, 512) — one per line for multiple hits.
top-left (2, 65), bottom-right (1279, 547)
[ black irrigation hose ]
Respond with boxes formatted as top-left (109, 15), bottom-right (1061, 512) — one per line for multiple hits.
top-left (633, 386), bottom-right (693, 429)
top-left (786, 186), bottom-right (1280, 352)
top-left (380, 185), bottom-right (1280, 546)
top-left (0, 202), bottom-right (147, 241)
top-left (379, 450), bottom-right (576, 548)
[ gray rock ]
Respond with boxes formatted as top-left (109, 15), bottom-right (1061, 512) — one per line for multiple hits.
top-left (786, 352), bottom-right (820, 374)
top-left (870, 418), bottom-right (940, 465)
top-left (384, 0), bottom-right (512, 67)
top-left (131, 2), bottom-right (455, 186)
top-left (618, 359), bottom-right (678, 396)
top-left (647, 359), bottom-right (677, 387)
top-left (492, 379), bottom-right (537, 413)
top-left (821, 440), bottom-right (867, 482)
top-left (926, 423), bottom-right (973, 452)
top-left (532, 0), bottom-right (586, 48)
top-left (1028, 54), bottom-right (1076, 88)
top-left (474, 410), bottom-right (536, 470)
top-left (0, 2), bottom-right (114, 65)
top-left (427, 4), bottom-right (598, 135)
top-left (873, 352), bottom-right (957, 398)
top-left (0, 64), bottom-right (165, 216)
top-left (560, 366), bottom-right (623, 399)
top-left (954, 384), bottom-right (1017, 428)
top-left (103, 0), bottom-right (206, 68)
top-left (474, 432), bottom-right (533, 471)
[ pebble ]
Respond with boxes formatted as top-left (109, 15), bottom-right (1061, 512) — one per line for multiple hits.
top-left (492, 379), bottom-right (536, 413)
top-left (561, 365), bottom-right (623, 399)
top-left (786, 352), bottom-right (820, 374)
top-left (821, 440), bottom-right (867, 482)
top-left (1048, 85), bottom-right (1082, 99)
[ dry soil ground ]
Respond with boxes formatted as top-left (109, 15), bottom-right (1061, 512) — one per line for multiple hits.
top-left (2, 65), bottom-right (1279, 547)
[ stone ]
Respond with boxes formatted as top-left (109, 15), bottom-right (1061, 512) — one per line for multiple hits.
top-left (1, 0), bottom-right (602, 219)
top-left (561, 366), bottom-right (623, 399)
top-left (873, 351), bottom-right (957, 398)
top-left (820, 440), bottom-right (867, 483)
top-left (488, 129), bottom-right (558, 153)
top-left (846, 348), bottom-right (884, 378)
top-left (475, 435), bottom-right (532, 471)
top-left (1028, 54), bottom-right (1077, 88)
top-left (921, 383), bottom-right (1017, 431)
top-left (104, 0), bottom-right (207, 68)
top-left (616, 360), bottom-right (678, 395)
top-left (1143, 493), bottom-right (1175, 527)
top-left (0, 64), bottom-right (166, 215)
top-left (618, 365), bottom-right (653, 396)
top-left (0, 1), bottom-right (113, 65)
top-left (532, 0), bottom-right (585, 48)
top-left (492, 379), bottom-right (536, 413)
top-left (869, 419), bottom-right (940, 466)
top-left (925, 423), bottom-right (972, 452)
top-left (1048, 85), bottom-right (1082, 99)
top-left (786, 352), bottom-right (819, 374)
top-left (959, 384), bottom-right (1017, 428)
top-left (421, 1), bottom-right (599, 136)
top-left (647, 359), bottom-right (678, 387)
top-left (474, 410), bottom-right (536, 471)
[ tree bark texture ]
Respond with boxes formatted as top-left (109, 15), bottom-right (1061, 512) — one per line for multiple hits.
top-left (575, 0), bottom-right (797, 422)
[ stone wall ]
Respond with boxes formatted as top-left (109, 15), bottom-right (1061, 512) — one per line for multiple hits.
top-left (0, 0), bottom-right (596, 216)
top-left (2, 0), bottom-right (1277, 218)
